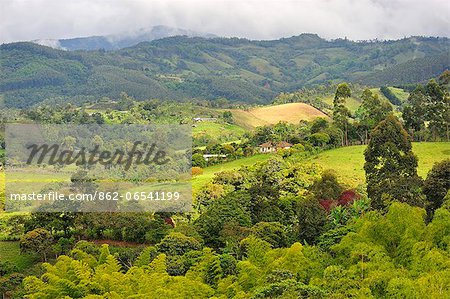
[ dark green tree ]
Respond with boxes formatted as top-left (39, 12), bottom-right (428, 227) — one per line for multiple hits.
top-left (310, 117), bottom-right (329, 134)
top-left (425, 79), bottom-right (448, 141)
top-left (309, 132), bottom-right (330, 147)
top-left (20, 228), bottom-right (53, 262)
top-left (311, 169), bottom-right (344, 200)
top-left (195, 192), bottom-right (252, 248)
top-left (250, 222), bottom-right (288, 248)
top-left (356, 89), bottom-right (392, 143)
top-left (192, 153), bottom-right (207, 168)
top-left (364, 114), bottom-right (424, 209)
top-left (156, 232), bottom-right (202, 256)
top-left (295, 197), bottom-right (327, 244)
top-left (222, 111), bottom-right (234, 124)
top-left (423, 159), bottom-right (450, 217)
top-left (402, 86), bottom-right (426, 141)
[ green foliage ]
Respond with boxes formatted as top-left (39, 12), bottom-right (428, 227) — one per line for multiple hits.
top-left (22, 250), bottom-right (215, 298)
top-left (192, 153), bottom-right (207, 168)
top-left (310, 117), bottom-right (329, 133)
top-left (157, 232), bottom-right (202, 256)
top-left (403, 86), bottom-right (427, 135)
top-left (380, 86), bottom-right (402, 105)
top-left (0, 213), bottom-right (29, 241)
top-left (20, 228), bottom-right (53, 262)
top-left (295, 197), bottom-right (327, 244)
top-left (239, 236), bottom-right (271, 267)
top-left (309, 132), bottom-right (330, 147)
top-left (222, 111), bottom-right (234, 124)
top-left (425, 79), bottom-right (450, 141)
top-left (403, 77), bottom-right (450, 141)
top-left (250, 222), bottom-right (288, 248)
top-left (144, 216), bottom-right (172, 244)
top-left (355, 89), bottom-right (392, 143)
top-left (73, 213), bottom-right (171, 243)
top-left (195, 192), bottom-right (252, 248)
top-left (360, 52), bottom-right (449, 86)
top-left (52, 237), bottom-right (75, 256)
top-left (364, 114), bottom-right (424, 209)
top-left (18, 202), bottom-right (450, 298)
top-left (311, 169), bottom-right (345, 200)
top-left (0, 272), bottom-right (25, 299)
top-left (423, 159), bottom-right (450, 217)
top-left (333, 83), bottom-right (351, 146)
top-left (334, 83), bottom-right (352, 100)
top-left (134, 246), bottom-right (158, 267)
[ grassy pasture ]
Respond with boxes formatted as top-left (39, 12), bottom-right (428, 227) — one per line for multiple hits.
top-left (322, 96), bottom-right (361, 112)
top-left (389, 87), bottom-right (410, 102)
top-left (305, 142), bottom-right (449, 187)
top-left (0, 241), bottom-right (38, 271)
top-left (193, 121), bottom-right (246, 143)
top-left (192, 142), bottom-right (449, 191)
top-left (192, 154), bottom-right (271, 192)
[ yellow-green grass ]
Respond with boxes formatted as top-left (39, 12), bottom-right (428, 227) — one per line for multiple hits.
top-left (370, 87), bottom-right (409, 105)
top-left (322, 96), bottom-right (361, 112)
top-left (4, 170), bottom-right (71, 196)
top-left (193, 122), bottom-right (246, 140)
top-left (230, 103), bottom-right (328, 129)
top-left (0, 212), bottom-right (28, 240)
top-left (369, 88), bottom-right (390, 103)
top-left (195, 139), bottom-right (242, 151)
top-left (305, 142), bottom-right (449, 187)
top-left (389, 87), bottom-right (410, 102)
top-left (0, 241), bottom-right (38, 271)
top-left (192, 154), bottom-right (271, 192)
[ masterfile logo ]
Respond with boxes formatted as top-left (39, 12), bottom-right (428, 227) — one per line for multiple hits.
top-left (4, 124), bottom-right (192, 213)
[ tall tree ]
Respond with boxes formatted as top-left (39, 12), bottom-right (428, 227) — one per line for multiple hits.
top-left (333, 83), bottom-right (351, 146)
top-left (402, 86), bottom-right (426, 141)
top-left (425, 79), bottom-right (448, 141)
top-left (423, 159), bottom-right (450, 218)
top-left (20, 228), bottom-right (53, 262)
top-left (364, 114), bottom-right (424, 210)
top-left (356, 89), bottom-right (392, 144)
top-left (438, 69), bottom-right (450, 87)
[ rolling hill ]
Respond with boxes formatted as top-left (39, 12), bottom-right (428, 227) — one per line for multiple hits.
top-left (1, 35), bottom-right (448, 108)
top-left (33, 25), bottom-right (216, 51)
top-left (231, 103), bottom-right (328, 129)
top-left (192, 142), bottom-right (450, 191)
top-left (305, 142), bottom-right (450, 187)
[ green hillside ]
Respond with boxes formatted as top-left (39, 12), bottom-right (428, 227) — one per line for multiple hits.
top-left (192, 154), bottom-right (271, 192)
top-left (1, 35), bottom-right (448, 107)
top-left (193, 121), bottom-right (247, 145)
top-left (305, 142), bottom-right (450, 187)
top-left (193, 142), bottom-right (450, 190)
top-left (359, 52), bottom-right (449, 86)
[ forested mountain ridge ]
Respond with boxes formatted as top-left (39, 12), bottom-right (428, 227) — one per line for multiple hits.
top-left (1, 35), bottom-right (449, 107)
top-left (32, 25), bottom-right (216, 51)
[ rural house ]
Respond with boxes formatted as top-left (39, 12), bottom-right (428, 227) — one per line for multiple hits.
top-left (193, 117), bottom-right (217, 122)
top-left (259, 141), bottom-right (292, 153)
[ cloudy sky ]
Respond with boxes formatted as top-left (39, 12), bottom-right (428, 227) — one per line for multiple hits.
top-left (1, 0), bottom-right (449, 44)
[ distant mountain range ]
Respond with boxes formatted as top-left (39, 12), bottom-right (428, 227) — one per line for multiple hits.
top-left (1, 33), bottom-right (449, 108)
top-left (32, 25), bottom-right (216, 51)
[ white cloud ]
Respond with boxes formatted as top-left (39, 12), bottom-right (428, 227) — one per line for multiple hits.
top-left (0, 0), bottom-right (449, 44)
